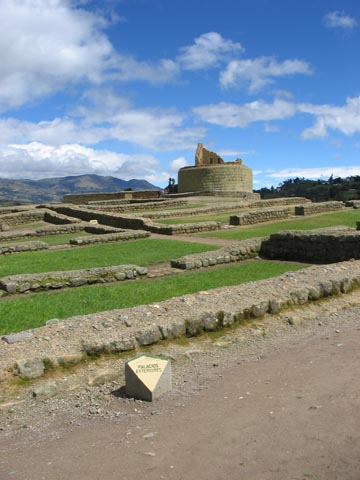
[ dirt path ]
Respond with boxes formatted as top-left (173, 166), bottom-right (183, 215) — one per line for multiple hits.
top-left (1, 297), bottom-right (360, 480)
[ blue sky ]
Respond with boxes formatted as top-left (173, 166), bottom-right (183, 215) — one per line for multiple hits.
top-left (1, 0), bottom-right (360, 188)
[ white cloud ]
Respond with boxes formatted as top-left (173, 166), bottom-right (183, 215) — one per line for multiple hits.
top-left (323, 11), bottom-right (357, 29)
top-left (169, 157), bottom-right (189, 173)
top-left (194, 96), bottom-right (360, 140)
top-left (0, 89), bottom-right (206, 150)
top-left (264, 123), bottom-right (279, 132)
top-left (178, 32), bottom-right (243, 71)
top-left (300, 97), bottom-right (360, 138)
top-left (0, 0), bottom-right (116, 111)
top-left (218, 149), bottom-right (255, 156)
top-left (193, 99), bottom-right (297, 127)
top-left (0, 142), bottom-right (163, 182)
top-left (220, 57), bottom-right (312, 92)
top-left (114, 56), bottom-right (180, 84)
top-left (268, 166), bottom-right (360, 180)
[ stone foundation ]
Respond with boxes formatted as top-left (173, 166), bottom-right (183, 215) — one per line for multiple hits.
top-left (230, 207), bottom-right (293, 226)
top-left (0, 241), bottom-right (49, 255)
top-left (0, 265), bottom-right (148, 295)
top-left (171, 238), bottom-right (264, 269)
top-left (295, 201), bottom-right (345, 215)
top-left (260, 228), bottom-right (360, 263)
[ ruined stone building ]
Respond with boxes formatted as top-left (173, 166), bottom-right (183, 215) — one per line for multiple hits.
top-left (178, 143), bottom-right (257, 198)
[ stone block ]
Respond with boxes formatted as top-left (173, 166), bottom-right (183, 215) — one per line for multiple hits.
top-left (17, 359), bottom-right (45, 379)
top-left (135, 325), bottom-right (162, 346)
top-left (125, 354), bottom-right (172, 401)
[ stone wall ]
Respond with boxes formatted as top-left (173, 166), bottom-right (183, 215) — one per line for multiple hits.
top-left (3, 260), bottom-right (360, 381)
top-left (178, 163), bottom-right (253, 194)
top-left (295, 201), bottom-right (345, 215)
top-left (141, 197), bottom-right (309, 220)
top-left (85, 200), bottom-right (188, 213)
top-left (0, 206), bottom-right (35, 215)
top-left (46, 204), bottom-right (222, 235)
top-left (230, 207), bottom-right (293, 226)
top-left (171, 238), bottom-right (264, 269)
top-left (163, 191), bottom-right (260, 200)
top-left (346, 200), bottom-right (360, 209)
top-left (0, 209), bottom-right (45, 227)
top-left (43, 211), bottom-right (82, 225)
top-left (70, 230), bottom-right (150, 245)
top-left (0, 241), bottom-right (48, 255)
top-left (63, 190), bottom-right (160, 204)
top-left (141, 201), bottom-right (252, 219)
top-left (248, 197), bottom-right (310, 208)
top-left (260, 228), bottom-right (360, 263)
top-left (0, 265), bottom-right (148, 295)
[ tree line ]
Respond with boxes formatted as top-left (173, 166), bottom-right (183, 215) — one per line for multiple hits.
top-left (255, 176), bottom-right (360, 202)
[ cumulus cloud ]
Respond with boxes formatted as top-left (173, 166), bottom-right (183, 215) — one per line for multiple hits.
top-left (193, 99), bottom-right (297, 128)
top-left (299, 97), bottom-right (360, 138)
top-left (323, 11), bottom-right (357, 29)
top-left (0, 89), bottom-right (206, 150)
top-left (0, 142), bottom-right (163, 181)
top-left (193, 96), bottom-right (360, 140)
top-left (178, 32), bottom-right (243, 70)
top-left (218, 149), bottom-right (255, 157)
top-left (264, 123), bottom-right (279, 132)
top-left (169, 157), bottom-right (189, 173)
top-left (268, 166), bottom-right (360, 180)
top-left (220, 57), bottom-right (312, 92)
top-left (0, 0), bottom-right (116, 111)
top-left (114, 56), bottom-right (180, 84)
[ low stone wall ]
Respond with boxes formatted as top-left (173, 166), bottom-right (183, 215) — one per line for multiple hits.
top-left (171, 238), bottom-right (264, 269)
top-left (260, 229), bottom-right (360, 263)
top-left (295, 201), bottom-right (345, 215)
top-left (0, 206), bottom-right (36, 215)
top-left (230, 207), bottom-right (293, 226)
top-left (29, 223), bottom-right (86, 237)
top-left (63, 190), bottom-right (160, 204)
top-left (70, 230), bottom-right (150, 245)
top-left (163, 191), bottom-right (260, 199)
top-left (150, 221), bottom-right (222, 235)
top-left (140, 197), bottom-right (309, 220)
top-left (86, 200), bottom-right (188, 213)
top-left (3, 260), bottom-right (360, 381)
top-left (43, 211), bottom-right (82, 225)
top-left (248, 197), bottom-right (310, 208)
top-left (0, 241), bottom-right (48, 255)
top-left (0, 209), bottom-right (45, 227)
top-left (346, 200), bottom-right (360, 209)
top-left (140, 201), bottom-right (250, 219)
top-left (46, 204), bottom-right (222, 235)
top-left (0, 265), bottom-right (148, 294)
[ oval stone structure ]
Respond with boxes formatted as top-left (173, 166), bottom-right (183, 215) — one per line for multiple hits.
top-left (177, 143), bottom-right (254, 194)
top-left (125, 354), bottom-right (172, 401)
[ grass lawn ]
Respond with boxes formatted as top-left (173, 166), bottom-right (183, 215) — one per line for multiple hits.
top-left (195, 210), bottom-right (360, 241)
top-left (0, 239), bottom-right (218, 277)
top-left (0, 260), bottom-right (305, 334)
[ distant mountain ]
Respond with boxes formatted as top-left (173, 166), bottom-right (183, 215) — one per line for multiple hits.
top-left (0, 174), bottom-right (160, 204)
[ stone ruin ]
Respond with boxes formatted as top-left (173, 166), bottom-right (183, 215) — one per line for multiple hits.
top-left (178, 143), bottom-right (258, 198)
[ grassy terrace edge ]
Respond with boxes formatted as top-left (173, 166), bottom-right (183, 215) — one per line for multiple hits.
top-left (0, 239), bottom-right (219, 277)
top-left (196, 210), bottom-right (360, 240)
top-left (0, 261), bottom-right (305, 335)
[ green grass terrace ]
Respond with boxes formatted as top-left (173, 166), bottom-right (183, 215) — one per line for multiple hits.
top-left (0, 261), bottom-right (305, 334)
top-left (195, 209), bottom-right (360, 241)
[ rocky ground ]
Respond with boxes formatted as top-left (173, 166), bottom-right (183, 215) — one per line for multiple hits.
top-left (1, 289), bottom-right (360, 479)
